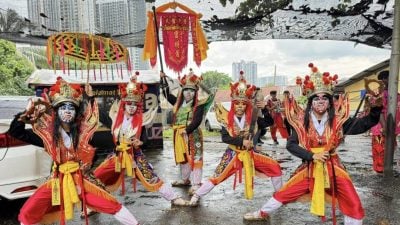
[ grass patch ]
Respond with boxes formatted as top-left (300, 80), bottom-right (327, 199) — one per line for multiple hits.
top-left (162, 127), bottom-right (220, 138)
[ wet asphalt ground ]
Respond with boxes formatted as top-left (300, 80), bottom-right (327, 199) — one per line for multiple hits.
top-left (1, 134), bottom-right (400, 225)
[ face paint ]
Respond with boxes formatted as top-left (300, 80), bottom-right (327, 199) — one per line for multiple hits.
top-left (124, 101), bottom-right (138, 115)
top-left (234, 101), bottom-right (247, 117)
top-left (183, 88), bottom-right (195, 102)
top-left (311, 94), bottom-right (330, 115)
top-left (57, 102), bottom-right (76, 123)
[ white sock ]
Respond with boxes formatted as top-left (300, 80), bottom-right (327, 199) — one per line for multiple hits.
top-left (180, 163), bottom-right (191, 181)
top-left (344, 215), bottom-right (363, 225)
top-left (114, 205), bottom-right (139, 225)
top-left (191, 168), bottom-right (202, 186)
top-left (159, 183), bottom-right (178, 201)
top-left (260, 197), bottom-right (283, 214)
top-left (195, 180), bottom-right (215, 197)
top-left (271, 176), bottom-right (283, 191)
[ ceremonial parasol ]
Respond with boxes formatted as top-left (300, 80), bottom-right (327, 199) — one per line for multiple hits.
top-left (46, 32), bottom-right (131, 81)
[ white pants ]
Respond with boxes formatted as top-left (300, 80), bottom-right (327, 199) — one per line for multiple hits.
top-left (259, 197), bottom-right (363, 225)
top-left (21, 206), bottom-right (139, 225)
top-left (159, 183), bottom-right (179, 201)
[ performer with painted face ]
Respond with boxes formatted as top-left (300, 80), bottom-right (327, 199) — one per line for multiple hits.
top-left (369, 70), bottom-right (400, 173)
top-left (244, 63), bottom-right (383, 225)
top-left (94, 72), bottom-right (188, 206)
top-left (187, 71), bottom-right (283, 206)
top-left (8, 78), bottom-right (140, 225)
top-left (160, 69), bottom-right (213, 195)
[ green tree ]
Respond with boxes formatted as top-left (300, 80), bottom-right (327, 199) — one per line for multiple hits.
top-left (0, 8), bottom-right (28, 32)
top-left (0, 39), bottom-right (35, 95)
top-left (201, 70), bottom-right (232, 92)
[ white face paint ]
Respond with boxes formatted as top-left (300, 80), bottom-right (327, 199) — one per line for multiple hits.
top-left (311, 94), bottom-right (330, 115)
top-left (57, 102), bottom-right (76, 123)
top-left (234, 101), bottom-right (247, 117)
top-left (124, 101), bottom-right (138, 115)
top-left (183, 88), bottom-right (195, 102)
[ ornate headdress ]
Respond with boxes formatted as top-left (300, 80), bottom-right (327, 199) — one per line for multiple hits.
top-left (178, 68), bottom-right (202, 90)
top-left (230, 71), bottom-right (256, 102)
top-left (49, 77), bottom-right (83, 107)
top-left (296, 63), bottom-right (338, 97)
top-left (119, 71), bottom-right (147, 102)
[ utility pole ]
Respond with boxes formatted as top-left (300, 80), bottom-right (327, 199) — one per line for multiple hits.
top-left (384, 0), bottom-right (400, 178)
top-left (273, 64), bottom-right (276, 86)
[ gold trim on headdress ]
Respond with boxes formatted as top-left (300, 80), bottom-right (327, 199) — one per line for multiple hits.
top-left (296, 63), bottom-right (339, 97)
top-left (178, 68), bottom-right (202, 90)
top-left (230, 71), bottom-right (256, 102)
top-left (119, 71), bottom-right (147, 102)
top-left (49, 77), bottom-right (83, 107)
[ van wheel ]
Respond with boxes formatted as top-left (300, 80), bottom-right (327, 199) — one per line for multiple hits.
top-left (205, 120), bottom-right (213, 132)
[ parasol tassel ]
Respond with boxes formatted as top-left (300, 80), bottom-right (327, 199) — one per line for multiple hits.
top-left (67, 59), bottom-right (70, 76)
top-left (127, 56), bottom-right (132, 72)
top-left (114, 44), bottom-right (120, 61)
top-left (83, 36), bottom-right (88, 61)
top-left (120, 64), bottom-right (123, 79)
top-left (111, 65), bottom-right (115, 80)
top-left (60, 37), bottom-right (65, 57)
top-left (74, 61), bottom-right (77, 78)
top-left (99, 38), bottom-right (105, 62)
top-left (93, 64), bottom-right (96, 81)
top-left (100, 65), bottom-right (103, 81)
top-left (106, 64), bottom-right (109, 81)
top-left (80, 61), bottom-right (83, 79)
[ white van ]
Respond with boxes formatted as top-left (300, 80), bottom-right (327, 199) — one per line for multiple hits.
top-left (0, 96), bottom-right (52, 200)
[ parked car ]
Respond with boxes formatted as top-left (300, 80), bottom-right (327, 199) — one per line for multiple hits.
top-left (0, 96), bottom-right (52, 201)
top-left (204, 102), bottom-right (231, 132)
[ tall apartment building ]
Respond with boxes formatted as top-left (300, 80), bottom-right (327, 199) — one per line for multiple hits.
top-left (28, 0), bottom-right (61, 35)
top-left (96, 0), bottom-right (129, 35)
top-left (232, 60), bottom-right (257, 84)
top-left (127, 0), bottom-right (148, 70)
top-left (76, 0), bottom-right (97, 33)
top-left (127, 0), bottom-right (146, 34)
top-left (28, 0), bottom-right (97, 35)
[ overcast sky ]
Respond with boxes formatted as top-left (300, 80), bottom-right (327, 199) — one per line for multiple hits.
top-left (1, 0), bottom-right (391, 82)
top-left (179, 39), bottom-right (390, 82)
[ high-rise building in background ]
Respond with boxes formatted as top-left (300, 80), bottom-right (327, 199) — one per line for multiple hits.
top-left (76, 0), bottom-right (97, 33)
top-left (96, 0), bottom-right (129, 35)
top-left (60, 0), bottom-right (97, 33)
top-left (27, 0), bottom-right (149, 70)
top-left (127, 0), bottom-right (148, 70)
top-left (232, 60), bottom-right (257, 84)
top-left (28, 0), bottom-right (62, 36)
top-left (127, 0), bottom-right (146, 34)
top-left (28, 0), bottom-right (97, 35)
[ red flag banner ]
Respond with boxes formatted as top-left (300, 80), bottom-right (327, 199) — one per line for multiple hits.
top-left (160, 12), bottom-right (191, 73)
